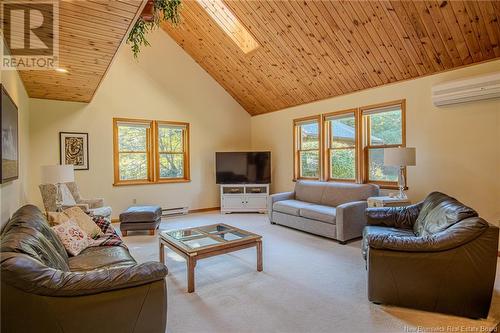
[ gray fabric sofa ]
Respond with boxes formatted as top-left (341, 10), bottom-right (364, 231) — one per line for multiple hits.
top-left (269, 181), bottom-right (379, 243)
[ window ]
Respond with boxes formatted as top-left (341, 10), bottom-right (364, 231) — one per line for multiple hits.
top-left (292, 100), bottom-right (406, 189)
top-left (294, 116), bottom-right (321, 180)
top-left (156, 121), bottom-right (190, 182)
top-left (113, 118), bottom-right (190, 185)
top-left (323, 110), bottom-right (358, 181)
top-left (114, 119), bottom-right (153, 184)
top-left (361, 101), bottom-right (405, 187)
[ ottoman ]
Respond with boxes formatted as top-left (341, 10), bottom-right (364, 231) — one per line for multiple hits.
top-left (119, 205), bottom-right (162, 236)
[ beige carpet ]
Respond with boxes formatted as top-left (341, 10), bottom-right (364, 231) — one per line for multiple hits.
top-left (120, 212), bottom-right (500, 333)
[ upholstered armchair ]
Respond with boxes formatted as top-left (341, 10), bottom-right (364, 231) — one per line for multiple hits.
top-left (39, 182), bottom-right (112, 218)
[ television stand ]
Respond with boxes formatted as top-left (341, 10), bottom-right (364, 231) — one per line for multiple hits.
top-left (220, 184), bottom-right (269, 214)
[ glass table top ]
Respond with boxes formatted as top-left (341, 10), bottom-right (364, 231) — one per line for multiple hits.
top-left (161, 224), bottom-right (259, 250)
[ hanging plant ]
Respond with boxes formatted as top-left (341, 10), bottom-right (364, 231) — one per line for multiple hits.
top-left (127, 0), bottom-right (182, 58)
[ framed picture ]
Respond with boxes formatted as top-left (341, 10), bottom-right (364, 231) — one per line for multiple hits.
top-left (60, 132), bottom-right (89, 170)
top-left (1, 84), bottom-right (19, 184)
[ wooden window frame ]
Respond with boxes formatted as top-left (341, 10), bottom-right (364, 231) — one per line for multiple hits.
top-left (360, 100), bottom-right (406, 190)
top-left (113, 118), bottom-right (154, 186)
top-left (322, 109), bottom-right (359, 183)
top-left (113, 118), bottom-right (191, 186)
top-left (293, 115), bottom-right (322, 181)
top-left (155, 121), bottom-right (190, 183)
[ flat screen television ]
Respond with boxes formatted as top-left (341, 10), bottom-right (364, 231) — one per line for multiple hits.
top-left (216, 152), bottom-right (271, 184)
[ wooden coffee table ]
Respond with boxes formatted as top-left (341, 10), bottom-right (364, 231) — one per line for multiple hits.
top-left (159, 223), bottom-right (263, 293)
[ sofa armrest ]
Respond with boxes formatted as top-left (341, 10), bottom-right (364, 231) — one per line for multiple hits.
top-left (78, 198), bottom-right (104, 209)
top-left (336, 201), bottom-right (368, 242)
top-left (366, 202), bottom-right (423, 229)
top-left (269, 191), bottom-right (294, 204)
top-left (367, 217), bottom-right (489, 252)
top-left (0, 253), bottom-right (168, 297)
top-left (268, 191), bottom-right (294, 221)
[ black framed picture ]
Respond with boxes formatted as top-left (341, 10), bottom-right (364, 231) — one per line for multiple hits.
top-left (60, 132), bottom-right (89, 170)
top-left (1, 84), bottom-right (19, 184)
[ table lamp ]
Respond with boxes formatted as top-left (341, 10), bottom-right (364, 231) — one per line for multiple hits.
top-left (383, 147), bottom-right (416, 199)
top-left (40, 165), bottom-right (75, 211)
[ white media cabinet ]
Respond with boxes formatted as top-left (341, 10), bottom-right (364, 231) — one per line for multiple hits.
top-left (220, 184), bottom-right (269, 214)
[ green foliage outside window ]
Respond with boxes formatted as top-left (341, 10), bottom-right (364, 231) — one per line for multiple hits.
top-left (299, 122), bottom-right (319, 177)
top-left (330, 116), bottom-right (356, 179)
top-left (367, 110), bottom-right (402, 181)
top-left (158, 127), bottom-right (184, 178)
top-left (118, 125), bottom-right (149, 181)
top-left (331, 148), bottom-right (355, 179)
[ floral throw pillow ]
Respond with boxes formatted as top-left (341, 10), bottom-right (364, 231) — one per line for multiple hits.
top-left (51, 220), bottom-right (92, 256)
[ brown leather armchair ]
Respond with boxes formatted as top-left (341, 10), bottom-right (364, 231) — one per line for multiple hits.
top-left (362, 192), bottom-right (498, 319)
top-left (1, 205), bottom-right (168, 333)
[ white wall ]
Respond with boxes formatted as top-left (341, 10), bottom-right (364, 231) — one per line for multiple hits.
top-left (251, 60), bottom-right (500, 224)
top-left (0, 43), bottom-right (31, 226)
top-left (28, 30), bottom-right (251, 218)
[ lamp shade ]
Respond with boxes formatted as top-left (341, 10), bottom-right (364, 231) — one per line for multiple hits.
top-left (383, 147), bottom-right (416, 166)
top-left (40, 165), bottom-right (75, 184)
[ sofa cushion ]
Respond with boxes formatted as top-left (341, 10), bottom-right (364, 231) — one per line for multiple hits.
top-left (51, 220), bottom-right (93, 256)
top-left (320, 183), bottom-right (379, 207)
top-left (299, 205), bottom-right (336, 224)
top-left (59, 183), bottom-right (77, 206)
top-left (68, 246), bottom-right (136, 271)
top-left (413, 192), bottom-right (478, 237)
top-left (47, 212), bottom-right (71, 226)
top-left (273, 200), bottom-right (313, 216)
top-left (64, 206), bottom-right (104, 238)
top-left (362, 225), bottom-right (415, 259)
top-left (294, 180), bottom-right (379, 206)
top-left (295, 181), bottom-right (326, 204)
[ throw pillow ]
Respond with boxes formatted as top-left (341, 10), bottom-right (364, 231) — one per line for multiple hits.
top-left (59, 183), bottom-right (77, 206)
top-left (63, 206), bottom-right (103, 238)
top-left (51, 220), bottom-right (92, 256)
top-left (47, 212), bottom-right (70, 226)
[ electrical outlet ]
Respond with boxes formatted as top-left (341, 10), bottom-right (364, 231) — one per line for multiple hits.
top-left (132, 198), bottom-right (137, 204)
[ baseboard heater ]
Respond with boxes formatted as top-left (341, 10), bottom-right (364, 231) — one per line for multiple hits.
top-left (161, 207), bottom-right (188, 217)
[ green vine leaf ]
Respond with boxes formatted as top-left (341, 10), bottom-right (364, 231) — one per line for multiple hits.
top-left (127, 0), bottom-right (182, 59)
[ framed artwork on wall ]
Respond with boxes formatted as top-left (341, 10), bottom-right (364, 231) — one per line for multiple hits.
top-left (1, 84), bottom-right (19, 184)
top-left (60, 132), bottom-right (89, 170)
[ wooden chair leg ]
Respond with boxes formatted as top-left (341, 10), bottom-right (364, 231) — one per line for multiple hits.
top-left (149, 229), bottom-right (155, 236)
top-left (122, 230), bottom-right (127, 237)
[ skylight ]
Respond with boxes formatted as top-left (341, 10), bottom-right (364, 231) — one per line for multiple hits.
top-left (197, 0), bottom-right (259, 54)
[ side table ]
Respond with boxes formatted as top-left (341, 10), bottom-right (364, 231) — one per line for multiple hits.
top-left (367, 196), bottom-right (411, 208)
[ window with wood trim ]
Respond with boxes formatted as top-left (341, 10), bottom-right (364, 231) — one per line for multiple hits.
top-left (114, 119), bottom-right (153, 184)
top-left (293, 116), bottom-right (321, 180)
top-left (113, 118), bottom-right (190, 186)
top-left (156, 121), bottom-right (190, 182)
top-left (323, 110), bottom-right (358, 182)
top-left (361, 101), bottom-right (406, 188)
top-left (292, 100), bottom-right (406, 189)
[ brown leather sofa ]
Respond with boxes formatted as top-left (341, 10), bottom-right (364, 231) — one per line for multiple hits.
top-left (1, 205), bottom-right (168, 333)
top-left (362, 192), bottom-right (498, 319)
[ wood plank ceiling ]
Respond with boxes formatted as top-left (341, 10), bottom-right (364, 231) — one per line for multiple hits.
top-left (162, 0), bottom-right (500, 115)
top-left (7, 0), bottom-right (144, 102)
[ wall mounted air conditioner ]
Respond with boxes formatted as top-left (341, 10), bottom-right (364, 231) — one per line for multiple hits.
top-left (432, 72), bottom-right (500, 106)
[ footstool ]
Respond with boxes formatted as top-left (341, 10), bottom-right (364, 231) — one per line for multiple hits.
top-left (119, 205), bottom-right (162, 236)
